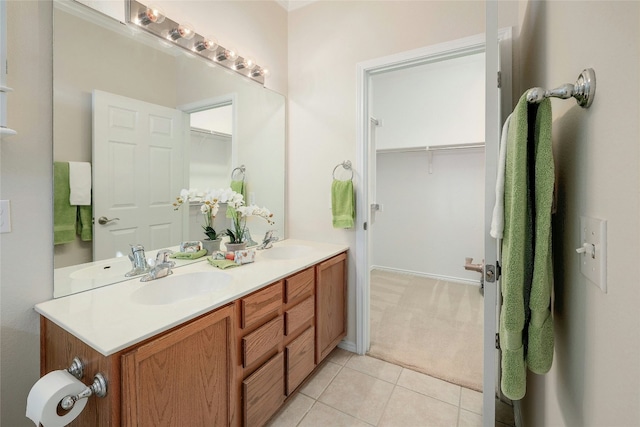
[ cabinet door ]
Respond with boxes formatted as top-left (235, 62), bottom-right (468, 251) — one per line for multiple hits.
top-left (122, 304), bottom-right (236, 426)
top-left (315, 252), bottom-right (348, 363)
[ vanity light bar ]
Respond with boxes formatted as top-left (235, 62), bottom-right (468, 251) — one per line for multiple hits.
top-left (127, 0), bottom-right (267, 85)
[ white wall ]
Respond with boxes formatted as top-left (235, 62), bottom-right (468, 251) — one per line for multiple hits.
top-left (373, 53), bottom-right (485, 150)
top-left (518, 1), bottom-right (640, 425)
top-left (373, 149), bottom-right (485, 282)
top-left (371, 54), bottom-right (485, 282)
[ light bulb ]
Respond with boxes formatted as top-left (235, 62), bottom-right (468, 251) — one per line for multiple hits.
top-left (216, 47), bottom-right (239, 62)
top-left (235, 56), bottom-right (255, 70)
top-left (137, 5), bottom-right (165, 25)
top-left (251, 65), bottom-right (270, 78)
top-left (168, 23), bottom-right (195, 41)
top-left (194, 36), bottom-right (218, 52)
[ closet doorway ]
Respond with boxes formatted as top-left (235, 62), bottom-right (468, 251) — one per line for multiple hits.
top-left (355, 28), bottom-right (512, 426)
top-left (367, 49), bottom-right (486, 392)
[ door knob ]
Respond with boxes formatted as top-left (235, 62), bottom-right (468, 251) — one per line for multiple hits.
top-left (98, 216), bottom-right (120, 225)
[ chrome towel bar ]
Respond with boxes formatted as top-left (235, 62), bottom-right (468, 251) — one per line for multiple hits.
top-left (526, 68), bottom-right (596, 108)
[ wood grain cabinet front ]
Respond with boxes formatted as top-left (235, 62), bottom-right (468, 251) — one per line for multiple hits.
top-left (242, 352), bottom-right (285, 427)
top-left (121, 304), bottom-right (237, 426)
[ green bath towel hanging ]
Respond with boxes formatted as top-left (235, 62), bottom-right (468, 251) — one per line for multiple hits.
top-left (500, 92), bottom-right (554, 401)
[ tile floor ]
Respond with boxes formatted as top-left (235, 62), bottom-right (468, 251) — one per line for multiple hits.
top-left (267, 348), bottom-right (515, 427)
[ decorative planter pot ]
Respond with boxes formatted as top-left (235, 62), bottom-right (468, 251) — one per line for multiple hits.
top-left (225, 242), bottom-right (247, 252)
top-left (202, 238), bottom-right (222, 255)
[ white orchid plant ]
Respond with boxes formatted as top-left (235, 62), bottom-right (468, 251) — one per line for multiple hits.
top-left (173, 188), bottom-right (274, 244)
top-left (225, 193), bottom-right (275, 244)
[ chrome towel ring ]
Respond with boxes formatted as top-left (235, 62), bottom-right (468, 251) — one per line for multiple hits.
top-left (333, 160), bottom-right (353, 180)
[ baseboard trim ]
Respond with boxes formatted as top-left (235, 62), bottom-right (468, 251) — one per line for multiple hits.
top-left (370, 265), bottom-right (481, 287)
top-left (338, 340), bottom-right (357, 354)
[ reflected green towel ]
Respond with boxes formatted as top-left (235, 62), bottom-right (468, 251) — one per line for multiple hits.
top-left (228, 180), bottom-right (246, 218)
top-left (332, 179), bottom-right (355, 229)
top-left (207, 257), bottom-right (239, 269)
top-left (53, 162), bottom-right (76, 245)
top-left (77, 205), bottom-right (93, 242)
top-left (170, 249), bottom-right (207, 260)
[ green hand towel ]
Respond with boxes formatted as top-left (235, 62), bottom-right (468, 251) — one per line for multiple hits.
top-left (53, 162), bottom-right (76, 245)
top-left (527, 97), bottom-right (554, 374)
top-left (170, 249), bottom-right (207, 260)
top-left (207, 257), bottom-right (239, 269)
top-left (332, 179), bottom-right (355, 229)
top-left (76, 205), bottom-right (93, 242)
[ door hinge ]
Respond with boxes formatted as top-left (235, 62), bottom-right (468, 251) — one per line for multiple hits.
top-left (497, 71), bottom-right (502, 88)
top-left (495, 333), bottom-right (501, 350)
top-left (496, 260), bottom-right (501, 281)
top-left (363, 222), bottom-right (367, 231)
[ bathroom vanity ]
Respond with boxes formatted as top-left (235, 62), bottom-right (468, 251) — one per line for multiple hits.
top-left (36, 240), bottom-right (348, 426)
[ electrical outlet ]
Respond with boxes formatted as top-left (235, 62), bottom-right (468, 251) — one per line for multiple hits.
top-left (578, 216), bottom-right (607, 293)
top-left (0, 200), bottom-right (11, 233)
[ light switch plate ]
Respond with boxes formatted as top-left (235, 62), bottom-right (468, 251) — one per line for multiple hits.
top-left (579, 216), bottom-right (607, 293)
top-left (0, 200), bottom-right (11, 233)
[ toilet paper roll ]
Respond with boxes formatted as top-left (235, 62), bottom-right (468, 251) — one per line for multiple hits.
top-left (26, 370), bottom-right (88, 427)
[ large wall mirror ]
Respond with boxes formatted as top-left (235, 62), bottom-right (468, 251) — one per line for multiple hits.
top-left (53, 0), bottom-right (285, 298)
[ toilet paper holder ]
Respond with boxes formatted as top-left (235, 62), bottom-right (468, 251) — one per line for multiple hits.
top-left (60, 357), bottom-right (108, 411)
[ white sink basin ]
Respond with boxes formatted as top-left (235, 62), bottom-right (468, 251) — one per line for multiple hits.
top-left (70, 258), bottom-right (132, 280)
top-left (261, 245), bottom-right (313, 260)
top-left (130, 271), bottom-right (232, 306)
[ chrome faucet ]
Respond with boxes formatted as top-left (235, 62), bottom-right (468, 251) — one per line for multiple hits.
top-left (125, 244), bottom-right (150, 277)
top-left (257, 230), bottom-right (279, 250)
top-left (141, 249), bottom-right (175, 282)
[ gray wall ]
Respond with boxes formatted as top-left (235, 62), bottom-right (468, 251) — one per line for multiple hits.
top-left (1, 2), bottom-right (53, 425)
top-left (518, 1), bottom-right (640, 425)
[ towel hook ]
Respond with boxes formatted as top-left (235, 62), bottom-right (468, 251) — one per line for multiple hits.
top-left (333, 160), bottom-right (353, 180)
top-left (526, 68), bottom-right (596, 108)
top-left (231, 165), bottom-right (245, 181)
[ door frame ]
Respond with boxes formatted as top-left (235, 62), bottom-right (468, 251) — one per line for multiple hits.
top-left (355, 28), bottom-right (512, 425)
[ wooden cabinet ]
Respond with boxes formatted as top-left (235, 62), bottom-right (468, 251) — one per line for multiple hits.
top-left (316, 252), bottom-right (347, 363)
top-left (40, 303), bottom-right (237, 427)
top-left (40, 251), bottom-right (347, 427)
top-left (121, 304), bottom-right (236, 426)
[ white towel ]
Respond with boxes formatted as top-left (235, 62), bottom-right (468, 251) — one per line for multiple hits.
top-left (68, 161), bottom-right (92, 206)
top-left (490, 114), bottom-right (511, 239)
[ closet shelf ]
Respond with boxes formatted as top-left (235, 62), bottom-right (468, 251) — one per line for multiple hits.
top-left (376, 142), bottom-right (485, 154)
top-left (377, 142), bottom-right (485, 174)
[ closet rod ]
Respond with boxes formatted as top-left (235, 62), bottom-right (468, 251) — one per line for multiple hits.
top-left (190, 127), bottom-right (231, 138)
top-left (377, 142), bottom-right (485, 154)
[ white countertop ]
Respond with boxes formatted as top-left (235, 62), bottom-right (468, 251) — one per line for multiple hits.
top-left (36, 239), bottom-right (348, 356)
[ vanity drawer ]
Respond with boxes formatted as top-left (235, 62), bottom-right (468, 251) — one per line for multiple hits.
top-left (286, 326), bottom-right (315, 395)
top-left (285, 295), bottom-right (314, 336)
top-left (243, 352), bottom-right (285, 427)
top-left (284, 267), bottom-right (314, 304)
top-left (242, 315), bottom-right (284, 368)
top-left (241, 282), bottom-right (283, 329)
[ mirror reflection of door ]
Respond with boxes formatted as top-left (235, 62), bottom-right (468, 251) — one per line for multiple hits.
top-left (92, 90), bottom-right (187, 261)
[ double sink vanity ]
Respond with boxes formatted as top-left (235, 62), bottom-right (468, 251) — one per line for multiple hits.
top-left (36, 239), bottom-right (348, 426)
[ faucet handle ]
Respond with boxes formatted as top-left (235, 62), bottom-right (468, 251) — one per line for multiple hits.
top-left (155, 249), bottom-right (174, 263)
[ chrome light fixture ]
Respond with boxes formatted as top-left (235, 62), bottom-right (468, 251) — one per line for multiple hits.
top-left (127, 0), bottom-right (268, 85)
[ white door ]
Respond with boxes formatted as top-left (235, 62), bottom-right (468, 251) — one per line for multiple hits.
top-left (92, 90), bottom-right (187, 260)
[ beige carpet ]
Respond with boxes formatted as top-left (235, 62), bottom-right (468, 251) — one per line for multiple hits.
top-left (368, 269), bottom-right (484, 391)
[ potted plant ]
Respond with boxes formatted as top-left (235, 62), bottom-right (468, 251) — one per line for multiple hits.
top-left (226, 194), bottom-right (275, 252)
top-left (173, 188), bottom-right (228, 254)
